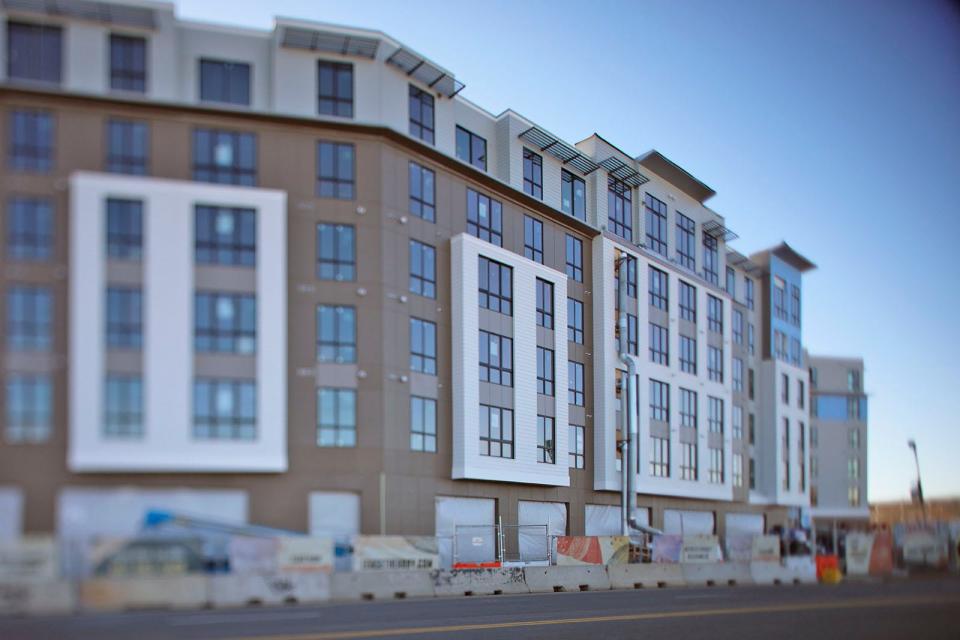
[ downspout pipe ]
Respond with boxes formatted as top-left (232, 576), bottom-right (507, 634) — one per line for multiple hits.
top-left (616, 256), bottom-right (643, 536)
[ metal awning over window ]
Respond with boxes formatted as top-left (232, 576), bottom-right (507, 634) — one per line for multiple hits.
top-left (726, 250), bottom-right (761, 274)
top-left (2, 0), bottom-right (156, 28)
top-left (703, 219), bottom-right (739, 242)
top-left (386, 46), bottom-right (464, 98)
top-left (598, 156), bottom-right (649, 187)
top-left (518, 126), bottom-right (599, 175)
top-left (280, 26), bottom-right (380, 59)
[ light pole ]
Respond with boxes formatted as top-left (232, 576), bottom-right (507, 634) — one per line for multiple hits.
top-left (907, 439), bottom-right (925, 523)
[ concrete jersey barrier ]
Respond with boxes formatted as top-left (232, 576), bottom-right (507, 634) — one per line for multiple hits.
top-left (431, 567), bottom-right (529, 596)
top-left (330, 569), bottom-right (435, 601)
top-left (79, 575), bottom-right (209, 612)
top-left (523, 565), bottom-right (611, 593)
top-left (208, 572), bottom-right (331, 607)
top-left (607, 563), bottom-right (686, 589)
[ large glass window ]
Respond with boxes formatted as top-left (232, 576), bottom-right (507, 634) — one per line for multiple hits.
top-left (455, 126), bottom-right (487, 170)
top-left (410, 396), bottom-right (437, 452)
top-left (5, 374), bottom-right (52, 443)
top-left (195, 292), bottom-right (255, 354)
top-left (648, 266), bottom-right (668, 310)
top-left (408, 162), bottom-right (435, 221)
top-left (524, 216), bottom-right (543, 263)
top-left (679, 280), bottom-right (696, 322)
top-left (774, 276), bottom-right (787, 320)
top-left (733, 453), bottom-right (744, 487)
top-left (7, 21), bottom-right (61, 84)
top-left (478, 256), bottom-right (512, 315)
top-left (569, 424), bottom-right (585, 469)
top-left (105, 375), bottom-right (143, 438)
top-left (199, 58), bottom-right (250, 106)
top-left (109, 34), bottom-right (146, 92)
top-left (709, 447), bottom-right (724, 484)
top-left (707, 295), bottom-right (723, 333)
top-left (568, 361), bottom-right (585, 406)
top-left (733, 358), bottom-right (744, 392)
top-left (193, 378), bottom-right (256, 440)
top-left (195, 206), bottom-right (256, 266)
top-left (409, 240), bottom-right (436, 298)
top-left (192, 129), bottom-right (256, 185)
top-left (106, 119), bottom-right (148, 175)
top-left (316, 304), bottom-right (356, 363)
top-left (537, 415), bottom-right (555, 464)
top-left (317, 60), bottom-right (353, 117)
top-left (608, 178), bottom-right (633, 240)
top-left (745, 277), bottom-right (755, 309)
top-left (106, 198), bottom-right (143, 260)
top-left (9, 110), bottom-right (53, 172)
top-left (479, 330), bottom-right (512, 386)
top-left (7, 285), bottom-right (52, 351)
top-left (6, 197), bottom-right (52, 261)
top-left (409, 85), bottom-right (435, 144)
top-left (703, 234), bottom-right (719, 285)
top-left (410, 317), bottom-right (437, 375)
top-left (791, 284), bottom-right (801, 326)
top-left (479, 404), bottom-right (513, 458)
top-left (316, 223), bottom-right (356, 281)
top-left (650, 379), bottom-right (669, 422)
top-left (708, 345), bottom-right (723, 382)
top-left (316, 141), bottom-right (355, 199)
top-left (107, 287), bottom-right (143, 350)
top-left (733, 309), bottom-right (743, 344)
top-left (649, 322), bottom-right (668, 365)
top-left (644, 193), bottom-right (668, 255)
top-left (676, 212), bottom-right (695, 269)
top-left (614, 251), bottom-right (637, 298)
top-left (565, 235), bottom-right (583, 282)
top-left (567, 298), bottom-right (584, 344)
top-left (726, 266), bottom-right (736, 297)
top-left (466, 189), bottom-right (502, 246)
top-left (523, 148), bottom-right (543, 199)
top-left (536, 347), bottom-right (555, 396)
top-left (650, 436), bottom-right (670, 477)
top-left (561, 170), bottom-right (586, 220)
top-left (680, 388), bottom-right (697, 429)
top-left (536, 278), bottom-right (553, 329)
top-left (680, 335), bottom-right (697, 375)
top-left (681, 442), bottom-right (698, 480)
top-left (317, 388), bottom-right (356, 447)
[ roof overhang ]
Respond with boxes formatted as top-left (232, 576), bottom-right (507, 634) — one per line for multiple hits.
top-left (636, 150), bottom-right (716, 203)
top-left (386, 46), bottom-right (464, 98)
top-left (703, 219), bottom-right (738, 242)
top-left (598, 155), bottom-right (648, 187)
top-left (726, 249), bottom-right (763, 275)
top-left (771, 242), bottom-right (817, 272)
top-left (278, 24), bottom-right (380, 59)
top-left (518, 125), bottom-right (599, 175)
top-left (2, 0), bottom-right (159, 28)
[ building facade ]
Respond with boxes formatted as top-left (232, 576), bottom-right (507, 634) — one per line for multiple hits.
top-left (0, 0), bottom-right (862, 554)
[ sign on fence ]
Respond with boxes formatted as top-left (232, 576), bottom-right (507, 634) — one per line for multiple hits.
top-left (228, 537), bottom-right (279, 574)
top-left (555, 536), bottom-right (629, 566)
top-left (0, 536), bottom-right (57, 581)
top-left (680, 535), bottom-right (722, 563)
top-left (351, 536), bottom-right (439, 571)
top-left (276, 537), bottom-right (334, 573)
top-left (751, 535), bottom-right (781, 562)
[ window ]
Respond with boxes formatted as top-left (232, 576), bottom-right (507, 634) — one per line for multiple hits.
top-left (708, 396), bottom-right (724, 434)
top-left (478, 256), bottom-right (512, 315)
top-left (567, 298), bottom-right (584, 344)
top-left (455, 126), bottom-right (486, 170)
top-left (466, 189), bottom-right (502, 246)
top-left (194, 379), bottom-right (256, 440)
top-left (644, 193), bottom-right (667, 255)
top-left (650, 436), bottom-right (670, 477)
top-left (9, 110), bottom-right (53, 172)
top-left (7, 285), bottom-right (52, 351)
top-left (650, 379), bottom-right (669, 422)
top-left (524, 216), bottom-right (544, 263)
top-left (703, 234), bottom-right (719, 284)
top-left (316, 141), bottom-right (355, 199)
top-left (409, 240), bottom-right (436, 298)
top-left (195, 292), bottom-right (255, 354)
top-left (107, 287), bottom-right (143, 350)
top-left (569, 424), bottom-right (585, 469)
top-left (848, 457), bottom-right (860, 481)
top-left (774, 277), bottom-right (787, 320)
top-left (192, 129), bottom-right (256, 185)
top-left (195, 206), bottom-right (256, 266)
top-left (799, 422), bottom-right (806, 491)
top-left (726, 266), bottom-right (736, 297)
top-left (568, 361), bottom-right (585, 406)
top-left (745, 277), bottom-right (754, 309)
top-left (106, 119), bottom-right (148, 175)
top-left (537, 347), bottom-right (555, 396)
top-left (612, 254), bottom-right (637, 301)
top-left (537, 415), bottom-right (555, 463)
top-left (707, 295), bottom-right (723, 333)
top-left (812, 425), bottom-right (819, 448)
top-left (781, 373), bottom-right (790, 404)
top-left (849, 428), bottom-right (861, 450)
top-left (791, 285), bottom-right (801, 326)
top-left (316, 223), bottom-right (356, 281)
top-left (847, 370), bottom-right (861, 392)
top-left (679, 281), bottom-right (696, 322)
top-left (109, 34), bottom-right (146, 92)
top-left (317, 388), bottom-right (357, 447)
top-left (7, 21), bottom-right (61, 84)
top-left (479, 404), bottom-right (513, 458)
top-left (749, 458), bottom-right (757, 490)
top-left (811, 456), bottom-right (818, 478)
top-left (733, 453), bottom-right (743, 487)
top-left (848, 485), bottom-right (860, 507)
top-left (561, 170), bottom-right (586, 220)
top-left (680, 335), bottom-right (697, 374)
top-left (7, 197), bottom-right (52, 261)
top-left (782, 418), bottom-right (790, 490)
top-left (681, 442), bottom-right (697, 480)
top-left (199, 58), bottom-right (250, 106)
top-left (649, 266), bottom-right (668, 310)
top-left (708, 346), bottom-right (723, 382)
top-left (523, 148), bottom-right (543, 198)
top-left (798, 380), bottom-right (806, 410)
top-left (479, 331), bottom-right (513, 386)
top-left (565, 235), bottom-right (583, 282)
top-left (748, 323), bottom-right (755, 355)
top-left (536, 279), bottom-right (554, 329)
top-left (680, 388), bottom-right (697, 429)
top-left (317, 60), bottom-right (353, 117)
top-left (105, 375), bottom-right (143, 438)
top-left (5, 374), bottom-right (51, 443)
top-left (622, 314), bottom-right (638, 356)
top-left (709, 448), bottom-right (724, 484)
top-left (733, 310), bottom-right (743, 344)
top-left (749, 413), bottom-right (756, 445)
top-left (410, 317), bottom-right (437, 374)
top-left (676, 212), bottom-right (695, 269)
top-left (408, 85), bottom-right (435, 144)
top-left (733, 405), bottom-right (743, 440)
top-left (316, 304), bottom-right (356, 363)
top-left (608, 178), bottom-right (633, 240)
top-left (649, 323), bottom-right (669, 365)
top-left (748, 368), bottom-right (755, 400)
top-left (733, 358), bottom-right (743, 392)
top-left (409, 162), bottom-right (435, 221)
top-left (410, 396), bottom-right (437, 452)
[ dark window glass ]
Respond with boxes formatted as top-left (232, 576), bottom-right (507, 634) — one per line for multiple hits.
top-left (676, 212), bottom-right (695, 269)
top-left (409, 162), bottom-right (435, 221)
top-left (479, 404), bottom-right (513, 458)
top-left (726, 266), bottom-right (736, 296)
top-left (709, 447), bottom-right (724, 483)
top-left (524, 216), bottom-right (543, 263)
top-left (568, 360), bottom-right (585, 406)
top-left (614, 251), bottom-right (637, 297)
top-left (109, 34), bottom-right (146, 92)
top-left (708, 294), bottom-right (723, 333)
top-left (650, 379), bottom-right (669, 422)
top-left (608, 177), bottom-right (633, 240)
top-left (455, 126), bottom-right (486, 170)
top-left (317, 388), bottom-right (356, 447)
top-left (649, 322), bottom-right (669, 365)
top-left (617, 313), bottom-right (637, 356)
top-left (317, 60), bottom-right (353, 117)
top-left (316, 305), bottom-right (356, 363)
top-left (536, 347), bottom-right (555, 396)
top-left (6, 285), bottom-right (52, 351)
top-left (561, 170), bottom-right (585, 220)
top-left (409, 85), bottom-right (435, 144)
top-left (565, 235), bottom-right (583, 282)
top-left (106, 198), bottom-right (143, 260)
top-left (709, 396), bottom-right (724, 434)
top-left (6, 197), bottom-right (52, 261)
top-left (316, 141), bottom-right (354, 199)
top-left (192, 128), bottom-right (256, 185)
top-left (680, 335), bottom-right (697, 374)
top-left (703, 234), bottom-right (719, 284)
top-left (479, 330), bottom-right (513, 386)
top-left (680, 388), bottom-right (697, 429)
top-left (466, 189), bottom-right (502, 246)
top-left (536, 278), bottom-right (554, 329)
top-left (195, 206), bottom-right (256, 266)
top-left (523, 148), bottom-right (543, 198)
top-left (7, 21), bottom-right (61, 84)
top-left (681, 442), bottom-right (698, 480)
top-left (708, 345), bottom-right (723, 382)
top-left (410, 317), bottom-right (437, 375)
top-left (650, 436), bottom-right (670, 477)
top-left (107, 287), bottom-right (143, 350)
top-left (679, 280), bottom-right (696, 322)
top-left (567, 298), bottom-right (584, 344)
top-left (9, 110), bottom-right (53, 172)
top-left (478, 256), bottom-right (512, 315)
top-left (409, 240), bottom-right (436, 298)
top-left (745, 277), bottom-right (755, 309)
top-left (195, 292), bottom-right (256, 354)
top-left (733, 309), bottom-right (743, 344)
top-left (316, 223), bottom-right (355, 281)
top-left (199, 59), bottom-right (250, 106)
top-left (5, 374), bottom-right (52, 443)
top-left (791, 284), bottom-right (801, 326)
top-left (644, 193), bottom-right (668, 255)
top-left (569, 424), bottom-right (585, 469)
top-left (194, 378), bottom-right (256, 440)
top-left (105, 375), bottom-right (143, 438)
top-left (649, 266), bottom-right (668, 310)
top-left (410, 396), bottom-right (437, 452)
top-left (537, 415), bottom-right (555, 464)
top-left (106, 119), bottom-right (148, 175)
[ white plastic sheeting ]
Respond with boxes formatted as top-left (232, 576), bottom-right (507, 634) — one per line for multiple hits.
top-left (518, 501), bottom-right (567, 563)
top-left (0, 487), bottom-right (23, 540)
top-left (663, 509), bottom-right (715, 535)
top-left (725, 512), bottom-right (765, 536)
top-left (309, 492), bottom-right (360, 538)
top-left (435, 496), bottom-right (495, 568)
top-left (584, 504), bottom-right (650, 536)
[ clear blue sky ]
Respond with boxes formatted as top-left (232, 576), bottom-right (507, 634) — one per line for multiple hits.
top-left (175, 0), bottom-right (960, 501)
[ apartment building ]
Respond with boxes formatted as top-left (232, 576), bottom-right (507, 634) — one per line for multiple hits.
top-left (0, 0), bottom-right (857, 554)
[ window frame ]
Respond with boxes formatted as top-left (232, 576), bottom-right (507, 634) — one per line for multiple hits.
top-left (466, 189), bottom-right (503, 246)
top-left (198, 57), bottom-right (251, 106)
top-left (478, 256), bottom-right (512, 315)
top-left (9, 110), bottom-right (54, 173)
top-left (479, 330), bottom-right (513, 387)
top-left (536, 278), bottom-right (554, 329)
top-left (317, 387), bottom-right (357, 448)
top-left (648, 266), bottom-right (668, 310)
top-left (104, 374), bottom-right (144, 438)
top-left (537, 415), bottom-right (555, 464)
top-left (109, 33), bottom-right (147, 93)
top-left (676, 212), bottom-right (695, 269)
top-left (107, 286), bottom-right (144, 350)
top-left (408, 85), bottom-right (435, 144)
top-left (649, 379), bottom-right (669, 422)
top-left (193, 378), bottom-right (256, 440)
top-left (536, 346), bottom-right (555, 396)
top-left (644, 193), bottom-right (668, 255)
top-left (523, 148), bottom-right (543, 199)
top-left (561, 170), bottom-right (586, 220)
top-left (316, 140), bottom-right (355, 200)
top-left (408, 162), bottom-right (436, 222)
top-left (409, 239), bottom-right (437, 298)
top-left (565, 234), bottom-right (583, 282)
top-left (317, 59), bottom-right (354, 117)
top-left (608, 177), bottom-right (633, 241)
top-left (569, 424), bottom-right (585, 469)
top-left (7, 21), bottom-right (62, 84)
top-left (524, 215), bottom-right (544, 263)
top-left (195, 205), bottom-right (256, 267)
top-left (192, 128), bottom-right (256, 186)
top-left (479, 404), bottom-right (514, 458)
top-left (568, 360), bottom-right (585, 406)
top-left (6, 196), bottom-right (53, 261)
top-left (567, 297), bottom-right (584, 344)
top-left (106, 119), bottom-right (148, 175)
top-left (194, 291), bottom-right (256, 355)
top-left (649, 322), bottom-right (668, 366)
top-left (316, 304), bottom-right (357, 364)
top-left (316, 223), bottom-right (356, 281)
top-left (409, 316), bottom-right (437, 375)
top-left (455, 125), bottom-right (487, 170)
top-left (5, 373), bottom-right (52, 443)
top-left (410, 395), bottom-right (437, 452)
top-left (6, 284), bottom-right (52, 351)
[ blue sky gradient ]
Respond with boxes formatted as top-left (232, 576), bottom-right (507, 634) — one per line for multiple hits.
top-left (176, 0), bottom-right (960, 501)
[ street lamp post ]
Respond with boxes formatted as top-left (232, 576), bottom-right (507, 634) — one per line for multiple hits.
top-left (907, 439), bottom-right (925, 523)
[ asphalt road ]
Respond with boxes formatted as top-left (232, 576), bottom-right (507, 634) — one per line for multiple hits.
top-left (1, 577), bottom-right (958, 640)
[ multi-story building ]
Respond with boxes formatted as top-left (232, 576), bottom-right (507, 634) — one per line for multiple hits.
top-left (0, 0), bottom-right (862, 559)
